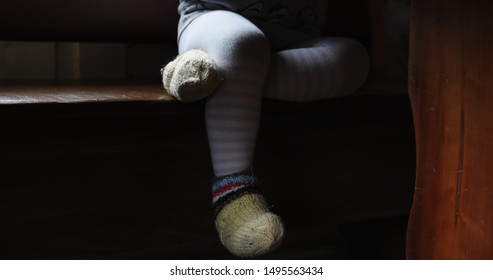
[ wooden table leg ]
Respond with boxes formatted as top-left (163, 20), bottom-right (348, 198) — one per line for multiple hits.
top-left (406, 0), bottom-right (493, 259)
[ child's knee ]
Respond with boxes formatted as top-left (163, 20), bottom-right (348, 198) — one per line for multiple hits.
top-left (346, 39), bottom-right (369, 69)
top-left (213, 23), bottom-right (270, 71)
top-left (344, 39), bottom-right (370, 89)
top-left (182, 11), bottom-right (270, 71)
top-left (329, 38), bottom-right (369, 93)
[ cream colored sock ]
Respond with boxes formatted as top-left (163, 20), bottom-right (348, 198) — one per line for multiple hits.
top-left (215, 193), bottom-right (284, 258)
top-left (161, 49), bottom-right (221, 103)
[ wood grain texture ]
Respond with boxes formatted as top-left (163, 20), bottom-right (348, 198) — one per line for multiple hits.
top-left (0, 80), bottom-right (172, 104)
top-left (406, 0), bottom-right (493, 259)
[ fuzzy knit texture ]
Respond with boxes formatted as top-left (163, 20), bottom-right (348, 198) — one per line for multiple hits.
top-left (161, 49), bottom-right (221, 103)
top-left (212, 171), bottom-right (284, 258)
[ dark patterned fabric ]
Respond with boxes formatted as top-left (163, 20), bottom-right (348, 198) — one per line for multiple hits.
top-left (178, 0), bottom-right (327, 41)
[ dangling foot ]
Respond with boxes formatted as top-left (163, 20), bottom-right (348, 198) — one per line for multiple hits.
top-left (212, 171), bottom-right (284, 258)
top-left (161, 49), bottom-right (221, 103)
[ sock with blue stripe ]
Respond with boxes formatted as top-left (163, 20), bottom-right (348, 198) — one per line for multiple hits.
top-left (212, 170), bottom-right (284, 258)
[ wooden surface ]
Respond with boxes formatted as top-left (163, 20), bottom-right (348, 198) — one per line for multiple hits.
top-left (0, 80), bottom-right (172, 104)
top-left (0, 95), bottom-right (415, 259)
top-left (406, 0), bottom-right (493, 259)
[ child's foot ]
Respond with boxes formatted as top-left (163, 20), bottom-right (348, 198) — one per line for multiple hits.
top-left (161, 49), bottom-right (221, 103)
top-left (213, 171), bottom-right (284, 258)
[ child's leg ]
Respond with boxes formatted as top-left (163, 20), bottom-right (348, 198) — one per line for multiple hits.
top-left (263, 37), bottom-right (369, 101)
top-left (177, 11), bottom-right (283, 257)
top-left (179, 11), bottom-right (269, 177)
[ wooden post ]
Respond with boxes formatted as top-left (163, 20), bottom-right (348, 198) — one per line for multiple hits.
top-left (407, 0), bottom-right (493, 259)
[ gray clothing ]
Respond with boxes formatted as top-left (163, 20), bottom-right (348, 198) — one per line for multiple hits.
top-left (178, 0), bottom-right (328, 42)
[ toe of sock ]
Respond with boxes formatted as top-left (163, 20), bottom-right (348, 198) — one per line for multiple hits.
top-left (225, 212), bottom-right (284, 258)
top-left (163, 49), bottom-right (220, 102)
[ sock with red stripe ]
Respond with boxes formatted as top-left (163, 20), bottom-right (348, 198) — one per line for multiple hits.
top-left (212, 170), bottom-right (284, 258)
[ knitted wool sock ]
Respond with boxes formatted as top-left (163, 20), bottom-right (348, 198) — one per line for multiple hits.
top-left (161, 49), bottom-right (221, 103)
top-left (212, 171), bottom-right (284, 258)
